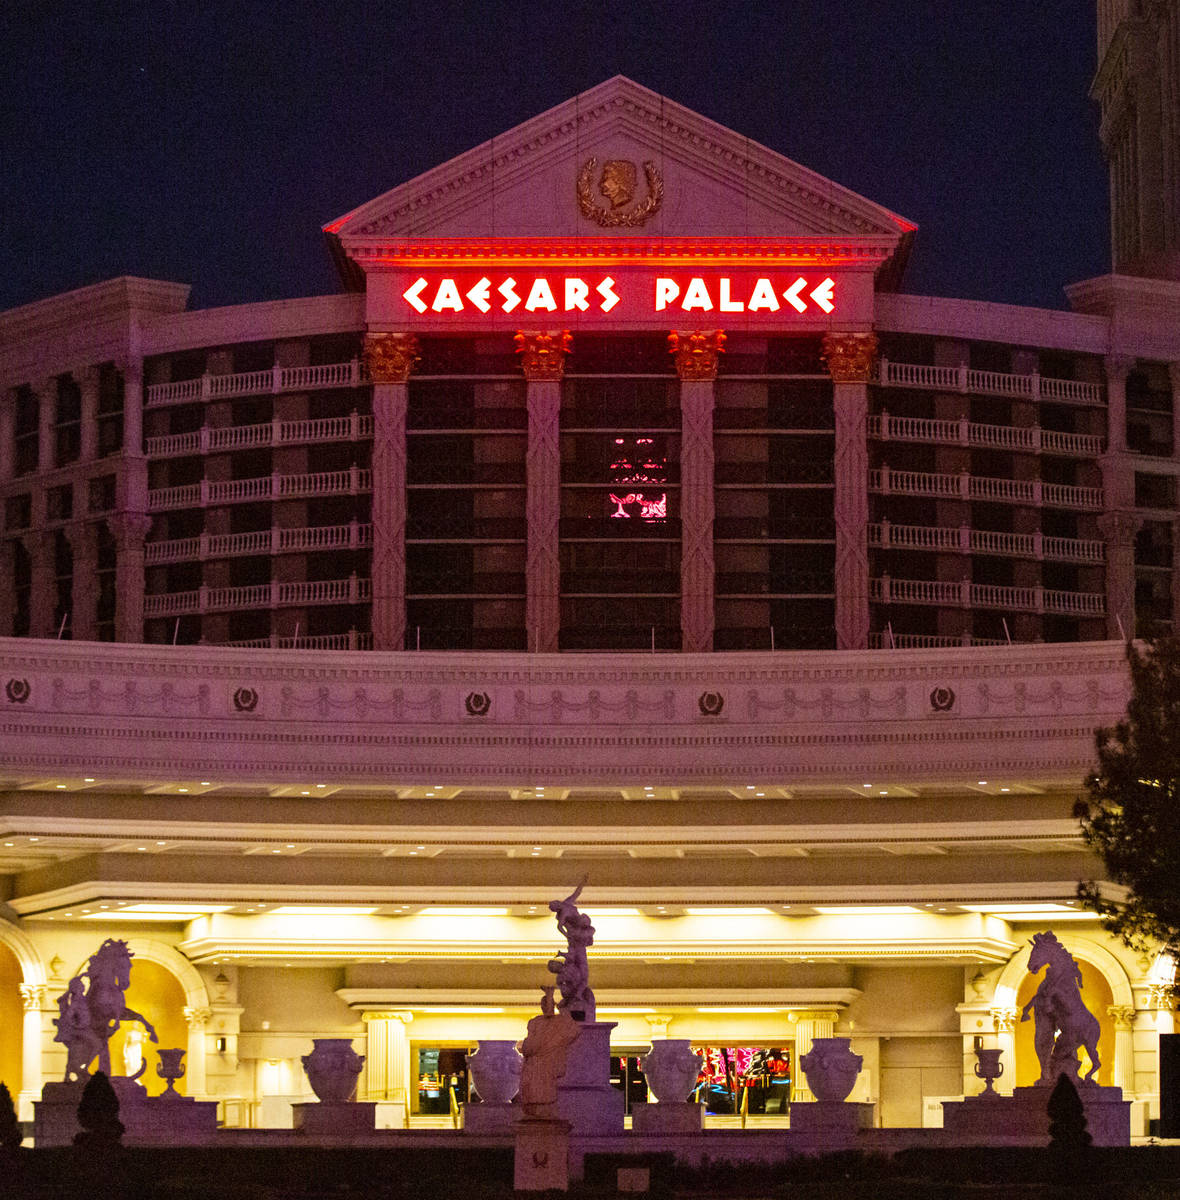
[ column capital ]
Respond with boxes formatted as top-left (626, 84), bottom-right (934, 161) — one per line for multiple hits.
top-left (822, 332), bottom-right (878, 383)
top-left (1097, 509), bottom-right (1143, 545)
top-left (787, 1009), bottom-right (840, 1025)
top-left (515, 330), bottom-right (572, 381)
top-left (1106, 1004), bottom-right (1136, 1030)
top-left (364, 333), bottom-right (420, 383)
top-left (1104, 354), bottom-right (1138, 382)
top-left (642, 1013), bottom-right (673, 1038)
top-left (668, 330), bottom-right (725, 380)
top-left (19, 982), bottom-right (46, 1011)
top-left (109, 511), bottom-right (153, 543)
top-left (990, 1005), bottom-right (1018, 1033)
top-left (1149, 983), bottom-right (1177, 1011)
top-left (184, 1005), bottom-right (213, 1029)
top-left (361, 1009), bottom-right (414, 1025)
top-left (77, 364), bottom-right (102, 390)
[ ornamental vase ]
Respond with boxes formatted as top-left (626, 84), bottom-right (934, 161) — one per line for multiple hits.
top-left (467, 1039), bottom-right (523, 1104)
top-left (799, 1037), bottom-right (862, 1102)
top-left (302, 1038), bottom-right (365, 1102)
top-left (640, 1039), bottom-right (703, 1103)
top-left (155, 1047), bottom-right (186, 1096)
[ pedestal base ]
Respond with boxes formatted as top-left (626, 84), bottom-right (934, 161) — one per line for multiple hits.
top-left (514, 1116), bottom-right (570, 1192)
top-left (292, 1101), bottom-right (377, 1136)
top-left (34, 1081), bottom-right (219, 1146)
top-left (789, 1100), bottom-right (875, 1146)
top-left (631, 1100), bottom-right (705, 1134)
top-left (461, 1100), bottom-right (519, 1133)
top-left (555, 1021), bottom-right (624, 1135)
top-left (941, 1084), bottom-right (1130, 1147)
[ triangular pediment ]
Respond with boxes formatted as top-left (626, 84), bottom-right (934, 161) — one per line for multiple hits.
top-left (326, 77), bottom-right (915, 246)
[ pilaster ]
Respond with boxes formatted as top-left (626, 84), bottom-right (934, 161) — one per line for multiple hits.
top-left (1107, 1004), bottom-right (1137, 1096)
top-left (36, 376), bottom-right (55, 472)
top-left (67, 520), bottom-right (98, 641)
top-left (1098, 509), bottom-right (1143, 638)
top-left (117, 357), bottom-right (148, 512)
top-left (79, 365), bottom-right (101, 461)
top-left (22, 529), bottom-right (55, 638)
top-left (18, 983), bottom-right (46, 1120)
top-left (110, 512), bottom-right (152, 642)
top-left (789, 1008), bottom-right (838, 1103)
top-left (990, 1006), bottom-right (1018, 1096)
top-left (183, 1004), bottom-right (212, 1098)
top-left (0, 387), bottom-right (15, 483)
top-left (365, 333), bottom-right (419, 651)
top-left (822, 332), bottom-right (876, 650)
top-left (516, 331), bottom-right (571, 653)
top-left (670, 331), bottom-right (723, 653)
top-left (361, 1010), bottom-right (413, 1122)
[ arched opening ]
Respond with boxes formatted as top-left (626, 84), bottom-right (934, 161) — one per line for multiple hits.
top-left (1014, 957), bottom-right (1115, 1087)
top-left (0, 941), bottom-right (23, 1096)
top-left (108, 959), bottom-right (189, 1096)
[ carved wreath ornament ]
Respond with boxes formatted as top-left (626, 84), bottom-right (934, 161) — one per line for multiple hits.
top-left (465, 691), bottom-right (491, 717)
top-left (577, 157), bottom-right (663, 228)
top-left (5, 678), bottom-right (30, 704)
top-left (232, 686), bottom-right (259, 713)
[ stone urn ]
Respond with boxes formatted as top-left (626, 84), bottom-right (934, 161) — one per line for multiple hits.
top-left (799, 1037), bottom-right (862, 1102)
top-left (467, 1039), bottom-right (523, 1104)
top-left (302, 1038), bottom-right (364, 1102)
top-left (641, 1039), bottom-right (703, 1103)
top-left (155, 1047), bottom-right (186, 1096)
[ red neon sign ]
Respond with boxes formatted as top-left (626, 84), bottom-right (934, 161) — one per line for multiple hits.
top-left (398, 272), bottom-right (836, 318)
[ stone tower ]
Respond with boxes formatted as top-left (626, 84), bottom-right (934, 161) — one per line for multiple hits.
top-left (1092, 1), bottom-right (1180, 278)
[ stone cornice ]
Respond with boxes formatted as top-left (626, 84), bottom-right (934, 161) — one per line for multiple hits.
top-left (337, 987), bottom-right (863, 1010)
top-left (0, 637), bottom-right (1129, 785)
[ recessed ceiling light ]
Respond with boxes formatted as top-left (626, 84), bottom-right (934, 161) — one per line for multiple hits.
top-left (84, 777), bottom-right (95, 783)
top-left (272, 849), bottom-right (281, 854)
top-left (156, 841), bottom-right (166, 846)
top-left (409, 851), bottom-right (417, 856)
top-left (286, 844), bottom-right (294, 849)
top-left (55, 784), bottom-right (66, 789)
top-left (3, 842), bottom-right (11, 847)
top-left (316, 784), bottom-right (325, 788)
top-left (29, 837), bottom-right (39, 842)
top-left (863, 783), bottom-right (872, 788)
top-left (137, 846), bottom-right (145, 851)
top-left (1000, 787), bottom-right (1010, 793)
top-left (301, 791), bottom-right (310, 795)
top-left (177, 788), bottom-right (188, 793)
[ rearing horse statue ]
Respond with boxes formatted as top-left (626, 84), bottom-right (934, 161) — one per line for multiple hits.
top-left (53, 938), bottom-right (158, 1082)
top-left (1020, 931), bottom-right (1102, 1085)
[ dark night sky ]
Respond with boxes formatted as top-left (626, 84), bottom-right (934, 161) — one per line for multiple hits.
top-left (1, 2), bottom-right (1108, 315)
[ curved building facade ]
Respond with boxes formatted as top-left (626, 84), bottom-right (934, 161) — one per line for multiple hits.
top-left (2, 16), bottom-right (1180, 1132)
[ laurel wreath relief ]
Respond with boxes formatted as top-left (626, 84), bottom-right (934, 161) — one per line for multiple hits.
top-left (576, 158), bottom-right (663, 227)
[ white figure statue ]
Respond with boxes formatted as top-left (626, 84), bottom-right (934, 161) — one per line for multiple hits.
top-left (547, 879), bottom-right (596, 1020)
top-left (122, 1026), bottom-right (145, 1080)
top-left (1020, 931), bottom-right (1102, 1085)
top-left (519, 987), bottom-right (580, 1116)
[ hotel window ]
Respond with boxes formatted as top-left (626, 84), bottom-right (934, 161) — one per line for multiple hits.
top-left (4, 493), bottom-right (31, 531)
top-left (13, 386), bottom-right (38, 476)
top-left (55, 375), bottom-right (82, 466)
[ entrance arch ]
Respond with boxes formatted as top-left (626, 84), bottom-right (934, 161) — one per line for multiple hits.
top-left (0, 916), bottom-right (48, 1118)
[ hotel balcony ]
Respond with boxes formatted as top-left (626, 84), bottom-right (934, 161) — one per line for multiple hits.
top-left (143, 575), bottom-right (371, 618)
top-left (144, 360), bottom-right (365, 408)
top-left (869, 467), bottom-right (1104, 510)
top-left (145, 413), bottom-right (373, 458)
top-left (867, 412), bottom-right (1104, 457)
top-left (868, 521), bottom-right (1104, 564)
top-left (876, 359), bottom-right (1105, 406)
top-left (869, 575), bottom-right (1105, 616)
top-left (148, 467), bottom-right (372, 511)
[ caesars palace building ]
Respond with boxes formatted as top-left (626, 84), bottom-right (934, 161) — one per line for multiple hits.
top-left (2, 6), bottom-right (1180, 1133)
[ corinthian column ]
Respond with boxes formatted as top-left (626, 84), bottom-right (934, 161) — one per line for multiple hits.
top-left (1107, 1004), bottom-right (1136, 1095)
top-left (516, 331), bottom-right (571, 653)
top-left (365, 334), bottom-right (419, 651)
top-left (823, 332), bottom-right (877, 650)
top-left (670, 331), bottom-right (723, 653)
